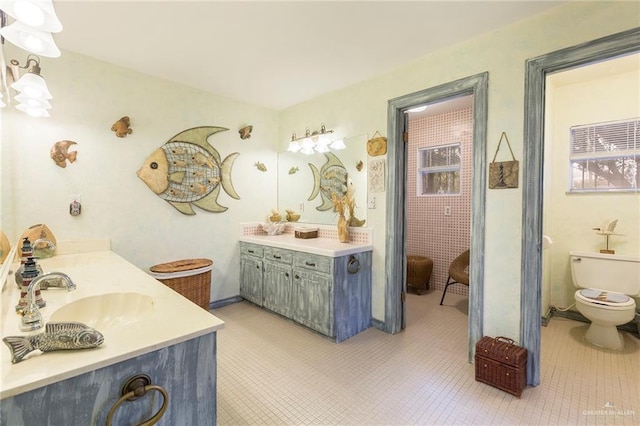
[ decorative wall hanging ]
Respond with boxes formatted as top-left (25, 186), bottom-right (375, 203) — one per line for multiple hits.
top-left (136, 126), bottom-right (240, 215)
top-left (50, 140), bottom-right (77, 168)
top-left (367, 131), bottom-right (387, 156)
top-left (308, 152), bottom-right (349, 211)
top-left (111, 116), bottom-right (133, 138)
top-left (489, 132), bottom-right (519, 189)
top-left (288, 166), bottom-right (299, 175)
top-left (368, 159), bottom-right (385, 193)
top-left (254, 161), bottom-right (267, 172)
top-left (356, 160), bottom-right (364, 171)
top-left (239, 125), bottom-right (253, 139)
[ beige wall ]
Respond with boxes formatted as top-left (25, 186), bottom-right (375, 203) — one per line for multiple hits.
top-left (278, 1), bottom-right (639, 338)
top-left (1, 46), bottom-right (279, 302)
top-left (2, 2), bottom-right (638, 340)
top-left (544, 60), bottom-right (640, 311)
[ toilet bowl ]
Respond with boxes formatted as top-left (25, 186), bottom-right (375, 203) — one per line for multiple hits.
top-left (570, 251), bottom-right (640, 350)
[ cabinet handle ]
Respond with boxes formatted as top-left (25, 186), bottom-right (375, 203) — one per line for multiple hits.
top-left (347, 255), bottom-right (361, 274)
top-left (248, 249), bottom-right (255, 253)
top-left (106, 374), bottom-right (168, 426)
top-left (273, 255), bottom-right (282, 259)
top-left (256, 264), bottom-right (260, 270)
top-left (305, 262), bottom-right (316, 267)
top-left (285, 272), bottom-right (289, 278)
top-left (295, 275), bottom-right (300, 279)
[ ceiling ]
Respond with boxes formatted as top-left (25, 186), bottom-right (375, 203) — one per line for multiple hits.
top-left (50, 1), bottom-right (564, 111)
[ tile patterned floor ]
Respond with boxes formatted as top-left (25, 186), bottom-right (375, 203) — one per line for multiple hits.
top-left (213, 291), bottom-right (640, 425)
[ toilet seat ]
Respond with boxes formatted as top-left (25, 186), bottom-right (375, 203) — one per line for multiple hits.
top-left (575, 288), bottom-right (635, 308)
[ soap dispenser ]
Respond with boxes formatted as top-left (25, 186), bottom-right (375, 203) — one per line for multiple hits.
top-left (14, 238), bottom-right (43, 288)
top-left (15, 257), bottom-right (45, 312)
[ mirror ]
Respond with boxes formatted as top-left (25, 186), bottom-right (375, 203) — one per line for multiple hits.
top-left (277, 134), bottom-right (368, 225)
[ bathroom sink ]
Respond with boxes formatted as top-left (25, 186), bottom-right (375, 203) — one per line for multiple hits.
top-left (50, 293), bottom-right (154, 329)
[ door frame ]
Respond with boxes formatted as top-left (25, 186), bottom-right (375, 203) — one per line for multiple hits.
top-left (521, 27), bottom-right (640, 386)
top-left (385, 72), bottom-right (488, 362)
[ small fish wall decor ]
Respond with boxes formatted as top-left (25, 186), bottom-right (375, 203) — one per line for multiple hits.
top-left (3, 322), bottom-right (104, 363)
top-left (137, 126), bottom-right (240, 215)
top-left (111, 116), bottom-right (133, 138)
top-left (254, 161), bottom-right (267, 172)
top-left (289, 166), bottom-right (299, 175)
top-left (50, 140), bottom-right (78, 168)
top-left (239, 125), bottom-right (253, 139)
top-left (356, 160), bottom-right (363, 171)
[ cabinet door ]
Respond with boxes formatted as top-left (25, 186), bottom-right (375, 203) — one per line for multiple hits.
top-left (291, 269), bottom-right (333, 337)
top-left (240, 256), bottom-right (263, 306)
top-left (263, 261), bottom-right (292, 316)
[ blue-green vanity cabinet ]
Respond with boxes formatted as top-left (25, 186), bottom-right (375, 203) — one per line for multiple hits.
top-left (239, 241), bottom-right (372, 342)
top-left (291, 253), bottom-right (334, 337)
top-left (239, 242), bottom-right (264, 306)
top-left (263, 247), bottom-right (294, 317)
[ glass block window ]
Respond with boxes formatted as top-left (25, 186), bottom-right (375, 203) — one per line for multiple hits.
top-left (417, 143), bottom-right (461, 195)
top-left (569, 118), bottom-right (640, 192)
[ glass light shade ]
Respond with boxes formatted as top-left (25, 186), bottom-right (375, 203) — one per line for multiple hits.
top-left (11, 72), bottom-right (53, 99)
top-left (315, 143), bottom-right (330, 153)
top-left (0, 22), bottom-right (61, 57)
top-left (300, 144), bottom-right (315, 155)
top-left (16, 103), bottom-right (50, 117)
top-left (330, 139), bottom-right (346, 150)
top-left (0, 93), bottom-right (5, 108)
top-left (0, 0), bottom-right (63, 32)
top-left (15, 93), bottom-right (52, 108)
top-left (301, 138), bottom-right (314, 150)
top-left (287, 141), bottom-right (301, 152)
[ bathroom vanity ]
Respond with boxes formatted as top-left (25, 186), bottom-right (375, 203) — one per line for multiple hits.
top-left (0, 241), bottom-right (225, 425)
top-left (239, 230), bottom-right (373, 342)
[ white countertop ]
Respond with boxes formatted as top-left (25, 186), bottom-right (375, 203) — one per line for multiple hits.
top-left (239, 234), bottom-right (373, 257)
top-left (0, 249), bottom-right (225, 399)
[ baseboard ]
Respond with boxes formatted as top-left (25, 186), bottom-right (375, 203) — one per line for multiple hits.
top-left (371, 318), bottom-right (385, 331)
top-left (209, 295), bottom-right (243, 310)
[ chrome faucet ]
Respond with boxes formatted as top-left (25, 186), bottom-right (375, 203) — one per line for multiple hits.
top-left (20, 272), bottom-right (76, 332)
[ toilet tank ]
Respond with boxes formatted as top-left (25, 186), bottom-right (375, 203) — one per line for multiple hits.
top-left (570, 251), bottom-right (640, 296)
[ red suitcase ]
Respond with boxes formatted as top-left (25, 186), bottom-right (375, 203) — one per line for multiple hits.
top-left (475, 336), bottom-right (527, 397)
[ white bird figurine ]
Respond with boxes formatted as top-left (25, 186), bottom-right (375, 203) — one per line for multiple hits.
top-left (592, 219), bottom-right (624, 236)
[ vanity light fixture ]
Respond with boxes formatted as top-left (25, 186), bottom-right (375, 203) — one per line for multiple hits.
top-left (9, 54), bottom-right (52, 117)
top-left (287, 123), bottom-right (346, 155)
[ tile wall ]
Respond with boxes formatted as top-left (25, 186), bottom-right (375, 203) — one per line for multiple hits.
top-left (406, 107), bottom-right (473, 296)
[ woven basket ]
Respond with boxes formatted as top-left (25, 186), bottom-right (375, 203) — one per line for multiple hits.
top-left (406, 256), bottom-right (433, 294)
top-left (150, 258), bottom-right (212, 310)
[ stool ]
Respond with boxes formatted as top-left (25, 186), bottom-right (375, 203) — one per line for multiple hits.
top-left (407, 256), bottom-right (433, 295)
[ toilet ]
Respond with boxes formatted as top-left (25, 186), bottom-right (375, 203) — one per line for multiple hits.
top-left (570, 251), bottom-right (640, 350)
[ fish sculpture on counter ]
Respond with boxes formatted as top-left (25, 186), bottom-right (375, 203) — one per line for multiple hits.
top-left (137, 126), bottom-right (240, 215)
top-left (308, 152), bottom-right (349, 211)
top-left (50, 140), bottom-right (78, 168)
top-left (3, 322), bottom-right (104, 364)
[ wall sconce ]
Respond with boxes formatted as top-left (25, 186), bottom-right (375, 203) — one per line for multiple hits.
top-left (9, 54), bottom-right (52, 117)
top-left (0, 0), bottom-right (62, 57)
top-left (287, 123), bottom-right (346, 155)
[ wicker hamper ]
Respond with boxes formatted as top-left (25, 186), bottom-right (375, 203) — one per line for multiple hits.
top-left (475, 336), bottom-right (527, 397)
top-left (149, 258), bottom-right (213, 310)
top-left (406, 256), bottom-right (433, 295)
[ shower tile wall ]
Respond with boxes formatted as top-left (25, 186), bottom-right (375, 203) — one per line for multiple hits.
top-left (407, 107), bottom-right (472, 296)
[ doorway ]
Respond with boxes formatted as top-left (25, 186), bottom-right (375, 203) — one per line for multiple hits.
top-left (386, 73), bottom-right (488, 362)
top-left (521, 27), bottom-right (640, 386)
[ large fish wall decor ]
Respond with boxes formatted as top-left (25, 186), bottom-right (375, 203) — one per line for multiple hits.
top-left (308, 152), bottom-right (350, 212)
top-left (137, 126), bottom-right (240, 215)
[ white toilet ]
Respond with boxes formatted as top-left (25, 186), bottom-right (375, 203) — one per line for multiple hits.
top-left (570, 251), bottom-right (640, 350)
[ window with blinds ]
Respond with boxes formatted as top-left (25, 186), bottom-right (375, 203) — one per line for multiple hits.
top-left (569, 118), bottom-right (640, 192)
top-left (417, 143), bottom-right (461, 195)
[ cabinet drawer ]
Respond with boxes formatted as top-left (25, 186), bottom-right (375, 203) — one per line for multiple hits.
top-left (293, 253), bottom-right (332, 274)
top-left (264, 247), bottom-right (293, 264)
top-left (240, 242), bottom-right (264, 258)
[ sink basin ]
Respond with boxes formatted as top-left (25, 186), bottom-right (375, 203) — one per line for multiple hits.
top-left (50, 293), bottom-right (154, 329)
